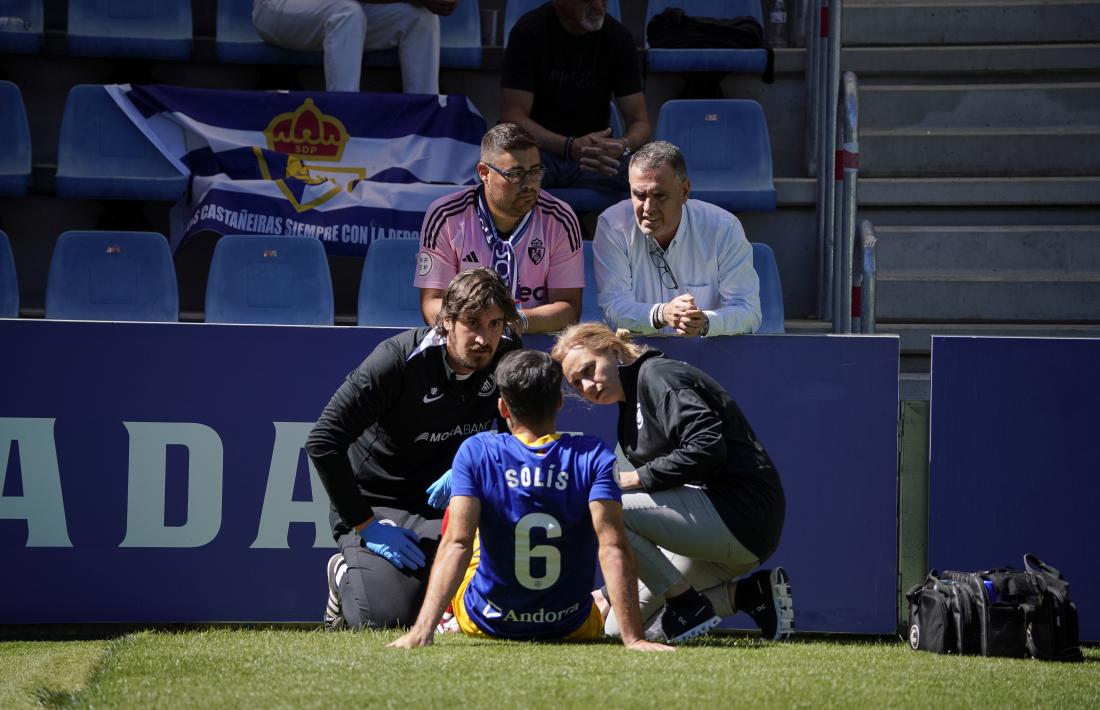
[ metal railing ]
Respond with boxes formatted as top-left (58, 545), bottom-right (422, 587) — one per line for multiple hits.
top-left (859, 220), bottom-right (878, 334)
top-left (833, 70), bottom-right (859, 333)
top-left (804, 0), bottom-right (872, 333)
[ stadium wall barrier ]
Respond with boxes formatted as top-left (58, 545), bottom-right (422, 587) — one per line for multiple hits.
top-left (0, 321), bottom-right (900, 634)
top-left (929, 336), bottom-right (1099, 642)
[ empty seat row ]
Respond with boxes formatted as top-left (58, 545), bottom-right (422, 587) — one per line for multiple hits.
top-left (40, 84), bottom-right (774, 213)
top-left (0, 0), bottom-right (481, 67)
top-left (0, 230), bottom-right (784, 332)
top-left (0, 1), bottom-right (767, 77)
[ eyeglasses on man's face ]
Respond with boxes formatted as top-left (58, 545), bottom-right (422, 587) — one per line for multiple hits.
top-left (483, 162), bottom-right (546, 185)
top-left (647, 242), bottom-right (679, 290)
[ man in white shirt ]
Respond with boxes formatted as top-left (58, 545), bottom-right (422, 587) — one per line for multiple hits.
top-left (592, 141), bottom-right (761, 337)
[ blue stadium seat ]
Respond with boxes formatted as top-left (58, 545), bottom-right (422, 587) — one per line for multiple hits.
top-left (579, 240), bottom-right (603, 323)
top-left (654, 99), bottom-right (776, 212)
top-left (439, 0), bottom-right (482, 69)
top-left (0, 81), bottom-right (31, 196)
top-left (503, 0), bottom-right (621, 45)
top-left (216, 0), bottom-right (321, 65)
top-left (358, 238), bottom-right (422, 327)
top-left (546, 188), bottom-right (622, 215)
top-left (55, 85), bottom-right (187, 201)
top-left (645, 0), bottom-right (768, 75)
top-left (0, 230), bottom-right (18, 318)
top-left (205, 235), bottom-right (334, 325)
top-left (0, 0), bottom-right (44, 54)
top-left (752, 242), bottom-right (784, 333)
top-left (218, 0), bottom-right (480, 69)
top-left (66, 0), bottom-right (192, 60)
top-left (45, 231), bottom-right (178, 322)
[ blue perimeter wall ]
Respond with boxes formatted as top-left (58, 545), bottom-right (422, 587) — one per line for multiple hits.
top-left (930, 336), bottom-right (1100, 642)
top-left (0, 321), bottom-right (900, 633)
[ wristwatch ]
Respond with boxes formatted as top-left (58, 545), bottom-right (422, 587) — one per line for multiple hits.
top-left (699, 314), bottom-right (711, 337)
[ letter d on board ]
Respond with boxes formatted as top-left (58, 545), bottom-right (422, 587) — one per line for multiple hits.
top-left (120, 422), bottom-right (223, 548)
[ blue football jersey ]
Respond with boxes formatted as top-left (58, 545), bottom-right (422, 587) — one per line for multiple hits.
top-left (450, 431), bottom-right (621, 640)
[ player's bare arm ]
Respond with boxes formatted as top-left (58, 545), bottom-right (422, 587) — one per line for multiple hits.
top-left (589, 499), bottom-right (674, 652)
top-left (388, 496), bottom-right (481, 649)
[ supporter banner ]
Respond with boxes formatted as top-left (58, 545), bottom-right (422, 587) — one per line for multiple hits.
top-left (106, 85), bottom-right (486, 256)
top-left (1, 321), bottom-right (898, 632)
top-left (930, 336), bottom-right (1100, 641)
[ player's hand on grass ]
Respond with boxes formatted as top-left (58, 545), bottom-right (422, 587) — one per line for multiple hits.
top-left (360, 520), bottom-right (426, 570)
top-left (426, 468), bottom-right (453, 509)
top-left (387, 627), bottom-right (436, 649)
top-left (625, 639), bottom-right (676, 652)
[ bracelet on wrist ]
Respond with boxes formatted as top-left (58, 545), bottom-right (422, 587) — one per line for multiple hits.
top-left (563, 136), bottom-right (574, 161)
top-left (654, 303), bottom-right (666, 329)
top-left (517, 310), bottom-right (529, 334)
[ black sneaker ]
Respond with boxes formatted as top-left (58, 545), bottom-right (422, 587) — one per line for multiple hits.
top-left (323, 553), bottom-right (348, 631)
top-left (743, 567), bottom-right (795, 641)
top-left (660, 593), bottom-right (722, 642)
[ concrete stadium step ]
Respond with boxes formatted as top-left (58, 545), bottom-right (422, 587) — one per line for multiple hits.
top-left (775, 176), bottom-right (1100, 207)
top-left (843, 0), bottom-right (1100, 46)
top-left (874, 269), bottom-right (1100, 320)
top-left (873, 225), bottom-right (1100, 271)
top-left (859, 126), bottom-right (1100, 177)
top-left (859, 83), bottom-right (1100, 130)
top-left (826, 44), bottom-right (1100, 80)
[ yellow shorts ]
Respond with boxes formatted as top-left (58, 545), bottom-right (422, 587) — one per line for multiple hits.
top-left (452, 533), bottom-right (604, 642)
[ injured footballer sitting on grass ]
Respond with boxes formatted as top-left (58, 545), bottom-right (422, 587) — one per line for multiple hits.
top-left (388, 349), bottom-right (672, 651)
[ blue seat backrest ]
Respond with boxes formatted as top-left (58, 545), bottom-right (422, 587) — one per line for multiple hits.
top-left (656, 99), bottom-right (772, 186)
top-left (654, 99), bottom-right (775, 211)
top-left (0, 0), bottom-right (44, 53)
top-left (0, 80), bottom-right (31, 196)
top-left (45, 230), bottom-right (178, 322)
top-left (751, 242), bottom-right (784, 334)
top-left (55, 84), bottom-right (186, 201)
top-left (645, 0), bottom-right (763, 45)
top-left (439, 0), bottom-right (482, 68)
top-left (580, 240), bottom-right (603, 323)
top-left (504, 0), bottom-right (622, 46)
top-left (66, 0), bottom-right (192, 59)
top-left (216, 0), bottom-right (322, 65)
top-left (0, 230), bottom-right (18, 318)
top-left (358, 238), bottom-right (423, 327)
top-left (205, 235), bottom-right (334, 325)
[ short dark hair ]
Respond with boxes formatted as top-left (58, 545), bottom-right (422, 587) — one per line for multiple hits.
top-left (435, 267), bottom-right (519, 336)
top-left (495, 349), bottom-right (563, 426)
top-left (482, 123), bottom-right (538, 160)
top-left (629, 140), bottom-right (688, 181)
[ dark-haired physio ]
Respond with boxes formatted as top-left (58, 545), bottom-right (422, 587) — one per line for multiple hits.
top-left (306, 268), bottom-right (521, 629)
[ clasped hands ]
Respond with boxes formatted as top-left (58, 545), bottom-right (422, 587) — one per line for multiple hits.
top-left (574, 128), bottom-right (629, 176)
top-left (661, 293), bottom-right (708, 337)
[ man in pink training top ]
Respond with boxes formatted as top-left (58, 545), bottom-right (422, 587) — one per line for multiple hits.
top-left (414, 123), bottom-right (585, 334)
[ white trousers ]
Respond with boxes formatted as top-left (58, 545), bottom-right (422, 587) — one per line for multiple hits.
top-left (604, 485), bottom-right (760, 636)
top-left (252, 0), bottom-right (440, 93)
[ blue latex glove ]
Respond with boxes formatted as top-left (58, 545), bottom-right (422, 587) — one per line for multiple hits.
top-left (359, 520), bottom-right (425, 570)
top-left (426, 468), bottom-right (453, 510)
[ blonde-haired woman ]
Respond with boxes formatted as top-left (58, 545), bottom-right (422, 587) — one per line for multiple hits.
top-left (551, 322), bottom-right (793, 641)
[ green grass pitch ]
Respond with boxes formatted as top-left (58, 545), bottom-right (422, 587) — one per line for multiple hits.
top-left (2, 630), bottom-right (1098, 708)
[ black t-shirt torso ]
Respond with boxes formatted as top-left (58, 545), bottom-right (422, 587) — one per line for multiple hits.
top-left (501, 3), bottom-right (642, 138)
